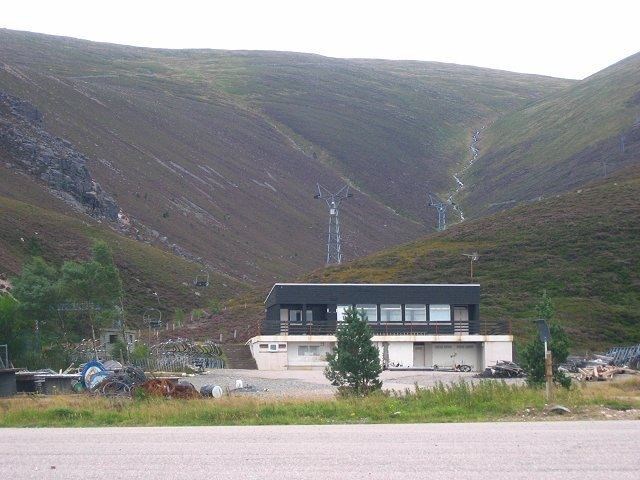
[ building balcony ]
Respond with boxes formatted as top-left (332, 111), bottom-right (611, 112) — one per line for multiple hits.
top-left (261, 318), bottom-right (511, 337)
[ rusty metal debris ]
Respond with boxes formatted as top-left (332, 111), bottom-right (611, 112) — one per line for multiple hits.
top-left (95, 366), bottom-right (147, 396)
top-left (139, 378), bottom-right (200, 398)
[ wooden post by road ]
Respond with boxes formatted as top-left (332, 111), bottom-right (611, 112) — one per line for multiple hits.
top-left (545, 350), bottom-right (553, 402)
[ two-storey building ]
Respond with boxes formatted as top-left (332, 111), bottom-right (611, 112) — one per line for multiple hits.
top-left (248, 283), bottom-right (513, 370)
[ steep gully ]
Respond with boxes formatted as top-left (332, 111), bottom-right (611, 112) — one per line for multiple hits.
top-left (446, 127), bottom-right (483, 222)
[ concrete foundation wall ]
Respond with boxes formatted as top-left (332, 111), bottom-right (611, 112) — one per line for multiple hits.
top-left (250, 342), bottom-right (288, 370)
top-left (249, 335), bottom-right (513, 371)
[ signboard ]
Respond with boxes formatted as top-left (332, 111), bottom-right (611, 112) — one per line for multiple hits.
top-left (534, 319), bottom-right (551, 343)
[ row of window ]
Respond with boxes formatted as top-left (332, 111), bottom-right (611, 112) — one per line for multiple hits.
top-left (285, 304), bottom-right (461, 324)
top-left (259, 343), bottom-right (287, 352)
top-left (298, 345), bottom-right (321, 356)
top-left (258, 343), bottom-right (322, 357)
top-left (288, 310), bottom-right (313, 324)
top-left (339, 304), bottom-right (453, 323)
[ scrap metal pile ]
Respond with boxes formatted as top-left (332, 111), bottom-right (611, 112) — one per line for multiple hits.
top-left (145, 338), bottom-right (225, 372)
top-left (69, 338), bottom-right (225, 373)
top-left (80, 360), bottom-right (201, 398)
top-left (477, 360), bottom-right (525, 378)
top-left (560, 346), bottom-right (640, 382)
top-left (140, 378), bottom-right (200, 399)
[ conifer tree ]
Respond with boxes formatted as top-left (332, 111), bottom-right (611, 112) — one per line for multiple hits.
top-left (325, 306), bottom-right (382, 395)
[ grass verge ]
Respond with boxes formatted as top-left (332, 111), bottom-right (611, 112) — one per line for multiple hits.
top-left (2, 379), bottom-right (639, 427)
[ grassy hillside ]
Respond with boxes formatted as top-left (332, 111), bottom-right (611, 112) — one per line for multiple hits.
top-left (201, 53), bottom-right (573, 218)
top-left (187, 167), bottom-right (638, 351)
top-left (0, 29), bottom-right (573, 283)
top-left (461, 51), bottom-right (640, 218)
top-left (0, 181), bottom-right (245, 325)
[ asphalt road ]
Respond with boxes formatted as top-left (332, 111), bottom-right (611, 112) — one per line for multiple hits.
top-left (1, 421), bottom-right (638, 479)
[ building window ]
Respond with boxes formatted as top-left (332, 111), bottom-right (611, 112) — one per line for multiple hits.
top-left (405, 304), bottom-right (427, 322)
top-left (109, 334), bottom-right (118, 344)
top-left (298, 345), bottom-right (321, 357)
top-left (259, 343), bottom-right (269, 349)
top-left (356, 304), bottom-right (377, 322)
top-left (278, 344), bottom-right (287, 350)
top-left (268, 344), bottom-right (278, 352)
top-left (429, 304), bottom-right (451, 322)
top-left (306, 309), bottom-right (313, 324)
top-left (381, 304), bottom-right (402, 322)
top-left (289, 309), bottom-right (302, 324)
top-left (336, 305), bottom-right (351, 323)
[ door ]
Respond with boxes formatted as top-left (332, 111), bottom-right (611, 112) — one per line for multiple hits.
top-left (280, 309), bottom-right (289, 334)
top-left (456, 344), bottom-right (480, 370)
top-left (413, 343), bottom-right (425, 367)
top-left (432, 344), bottom-right (455, 368)
top-left (433, 343), bottom-right (480, 370)
top-left (453, 306), bottom-right (469, 334)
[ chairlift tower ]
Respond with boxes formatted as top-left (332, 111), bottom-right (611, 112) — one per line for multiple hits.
top-left (314, 184), bottom-right (352, 265)
top-left (194, 271), bottom-right (209, 288)
top-left (428, 193), bottom-right (447, 231)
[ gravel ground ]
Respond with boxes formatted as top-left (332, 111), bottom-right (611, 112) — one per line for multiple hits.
top-left (183, 369), bottom-right (524, 398)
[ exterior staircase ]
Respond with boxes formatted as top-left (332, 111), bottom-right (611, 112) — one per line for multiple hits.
top-left (222, 343), bottom-right (258, 369)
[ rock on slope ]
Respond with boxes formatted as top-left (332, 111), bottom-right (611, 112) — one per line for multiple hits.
top-left (0, 90), bottom-right (119, 220)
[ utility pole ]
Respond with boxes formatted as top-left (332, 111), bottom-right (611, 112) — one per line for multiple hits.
top-left (314, 184), bottom-right (352, 265)
top-left (462, 252), bottom-right (480, 279)
top-left (428, 193), bottom-right (447, 231)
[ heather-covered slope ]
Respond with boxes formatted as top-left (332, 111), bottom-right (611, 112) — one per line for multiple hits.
top-left (0, 29), bottom-right (572, 283)
top-left (308, 167), bottom-right (640, 350)
top-left (461, 51), bottom-right (640, 218)
top-left (0, 184), bottom-right (244, 322)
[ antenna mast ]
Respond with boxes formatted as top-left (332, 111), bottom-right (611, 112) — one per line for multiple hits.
top-left (428, 192), bottom-right (447, 231)
top-left (314, 184), bottom-right (352, 264)
top-left (462, 252), bottom-right (480, 279)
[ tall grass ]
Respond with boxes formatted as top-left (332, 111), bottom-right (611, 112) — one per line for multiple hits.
top-left (3, 379), bottom-right (632, 428)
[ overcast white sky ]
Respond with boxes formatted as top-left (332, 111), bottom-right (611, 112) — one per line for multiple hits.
top-left (2, 0), bottom-right (639, 79)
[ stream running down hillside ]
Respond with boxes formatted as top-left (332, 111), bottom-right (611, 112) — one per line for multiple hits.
top-left (446, 127), bottom-right (483, 222)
